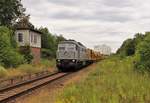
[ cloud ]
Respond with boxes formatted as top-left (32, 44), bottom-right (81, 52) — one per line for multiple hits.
top-left (102, 0), bottom-right (133, 7)
top-left (22, 0), bottom-right (150, 52)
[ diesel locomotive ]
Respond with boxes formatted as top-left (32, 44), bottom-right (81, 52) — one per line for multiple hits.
top-left (56, 40), bottom-right (102, 71)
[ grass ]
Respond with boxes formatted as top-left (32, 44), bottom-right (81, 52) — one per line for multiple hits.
top-left (20, 90), bottom-right (53, 103)
top-left (18, 62), bottom-right (97, 103)
top-left (40, 59), bottom-right (56, 69)
top-left (0, 66), bottom-right (8, 78)
top-left (56, 56), bottom-right (150, 103)
top-left (0, 59), bottom-right (56, 79)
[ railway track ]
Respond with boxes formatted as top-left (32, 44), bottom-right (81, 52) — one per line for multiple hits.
top-left (0, 72), bottom-right (70, 103)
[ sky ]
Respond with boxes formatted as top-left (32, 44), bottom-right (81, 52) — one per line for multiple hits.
top-left (22, 0), bottom-right (150, 52)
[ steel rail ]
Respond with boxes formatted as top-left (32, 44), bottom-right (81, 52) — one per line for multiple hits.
top-left (0, 72), bottom-right (70, 103)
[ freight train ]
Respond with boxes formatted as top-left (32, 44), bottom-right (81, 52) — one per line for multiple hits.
top-left (56, 40), bottom-right (103, 71)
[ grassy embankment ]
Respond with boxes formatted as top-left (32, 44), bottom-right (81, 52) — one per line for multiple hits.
top-left (0, 59), bottom-right (56, 79)
top-left (56, 56), bottom-right (150, 103)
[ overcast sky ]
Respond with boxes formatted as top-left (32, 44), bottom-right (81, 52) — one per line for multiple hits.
top-left (22, 0), bottom-right (150, 52)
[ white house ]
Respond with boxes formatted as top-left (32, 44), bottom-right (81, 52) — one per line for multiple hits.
top-left (15, 17), bottom-right (42, 63)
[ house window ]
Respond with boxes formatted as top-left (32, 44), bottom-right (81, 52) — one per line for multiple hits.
top-left (31, 34), bottom-right (34, 43)
top-left (18, 33), bottom-right (23, 42)
top-left (34, 35), bottom-right (37, 43)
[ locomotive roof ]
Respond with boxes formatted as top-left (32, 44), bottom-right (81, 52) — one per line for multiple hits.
top-left (60, 40), bottom-right (86, 48)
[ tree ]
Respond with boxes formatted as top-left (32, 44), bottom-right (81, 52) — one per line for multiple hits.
top-left (133, 33), bottom-right (145, 48)
top-left (39, 27), bottom-right (55, 49)
top-left (14, 15), bottom-right (34, 29)
top-left (39, 27), bottom-right (66, 58)
top-left (117, 39), bottom-right (135, 57)
top-left (135, 33), bottom-right (150, 72)
top-left (0, 0), bottom-right (25, 27)
top-left (117, 33), bottom-right (145, 57)
top-left (0, 26), bottom-right (24, 67)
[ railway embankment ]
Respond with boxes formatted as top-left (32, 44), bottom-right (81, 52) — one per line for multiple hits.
top-left (0, 59), bottom-right (56, 80)
top-left (56, 56), bottom-right (150, 103)
top-left (12, 56), bottom-right (150, 103)
top-left (15, 63), bottom-right (97, 103)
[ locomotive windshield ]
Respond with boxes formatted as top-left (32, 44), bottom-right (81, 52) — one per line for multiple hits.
top-left (58, 43), bottom-right (76, 51)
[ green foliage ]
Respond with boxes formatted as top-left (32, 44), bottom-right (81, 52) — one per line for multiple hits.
top-left (19, 45), bottom-right (33, 64)
top-left (0, 26), bottom-right (24, 67)
top-left (117, 32), bottom-right (150, 72)
top-left (39, 27), bottom-right (66, 59)
top-left (57, 56), bottom-right (150, 103)
top-left (0, 0), bottom-right (25, 27)
top-left (134, 33), bottom-right (145, 47)
top-left (117, 39), bottom-right (135, 57)
top-left (41, 48), bottom-right (55, 59)
top-left (10, 31), bottom-right (18, 48)
top-left (117, 33), bottom-right (145, 57)
top-left (41, 59), bottom-right (56, 68)
top-left (135, 33), bottom-right (150, 72)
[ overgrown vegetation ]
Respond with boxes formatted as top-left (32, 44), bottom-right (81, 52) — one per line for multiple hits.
top-left (0, 26), bottom-right (24, 68)
top-left (135, 33), bottom-right (150, 72)
top-left (117, 33), bottom-right (144, 57)
top-left (0, 58), bottom-right (56, 79)
top-left (117, 32), bottom-right (150, 72)
top-left (19, 45), bottom-right (33, 64)
top-left (56, 56), bottom-right (150, 103)
top-left (39, 27), bottom-right (66, 59)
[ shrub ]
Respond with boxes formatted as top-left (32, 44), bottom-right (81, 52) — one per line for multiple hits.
top-left (41, 48), bottom-right (55, 59)
top-left (0, 26), bottom-right (24, 67)
top-left (19, 45), bottom-right (33, 64)
top-left (117, 39), bottom-right (135, 57)
top-left (135, 33), bottom-right (150, 72)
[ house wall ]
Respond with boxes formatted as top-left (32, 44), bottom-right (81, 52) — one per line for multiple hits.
top-left (29, 31), bottom-right (41, 48)
top-left (15, 30), bottom-right (41, 48)
top-left (15, 30), bottom-right (30, 46)
top-left (15, 29), bottom-right (42, 63)
top-left (31, 47), bottom-right (41, 64)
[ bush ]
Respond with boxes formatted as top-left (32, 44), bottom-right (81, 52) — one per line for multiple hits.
top-left (2, 50), bottom-right (24, 68)
top-left (0, 66), bottom-right (8, 78)
top-left (117, 39), bottom-right (135, 57)
top-left (19, 45), bottom-right (33, 64)
top-left (134, 33), bottom-right (150, 72)
top-left (0, 26), bottom-right (24, 67)
top-left (41, 49), bottom-right (55, 59)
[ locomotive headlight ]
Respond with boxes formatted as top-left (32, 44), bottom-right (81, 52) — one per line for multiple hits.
top-left (57, 59), bottom-right (60, 62)
top-left (72, 59), bottom-right (75, 62)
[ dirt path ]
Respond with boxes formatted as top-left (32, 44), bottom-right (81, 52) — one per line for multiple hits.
top-left (14, 64), bottom-right (97, 103)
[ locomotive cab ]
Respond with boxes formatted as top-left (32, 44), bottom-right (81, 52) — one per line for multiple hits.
top-left (56, 41), bottom-right (78, 71)
top-left (56, 40), bottom-right (92, 72)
